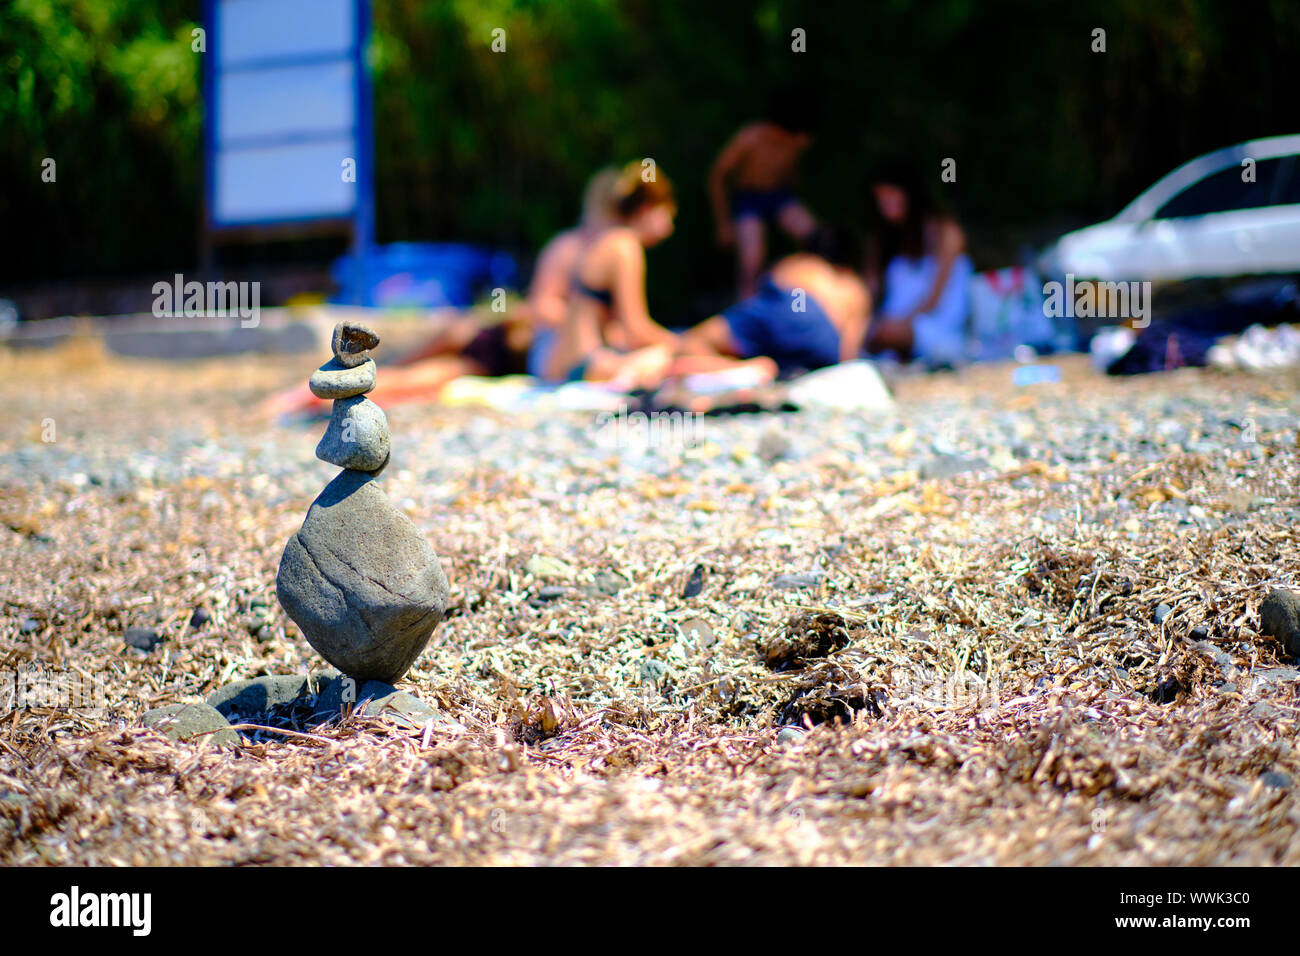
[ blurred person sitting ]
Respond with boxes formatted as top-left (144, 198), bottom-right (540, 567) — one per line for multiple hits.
top-left (378, 165), bottom-right (624, 396)
top-left (863, 161), bottom-right (972, 368)
top-left (261, 168), bottom-right (622, 415)
top-left (537, 161), bottom-right (683, 389)
top-left (522, 166), bottom-right (620, 374)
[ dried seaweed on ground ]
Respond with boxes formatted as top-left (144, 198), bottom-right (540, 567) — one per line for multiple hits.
top-left (2, 343), bottom-right (1300, 864)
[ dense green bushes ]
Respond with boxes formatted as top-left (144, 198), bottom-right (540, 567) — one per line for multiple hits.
top-left (4, 1), bottom-right (1297, 320)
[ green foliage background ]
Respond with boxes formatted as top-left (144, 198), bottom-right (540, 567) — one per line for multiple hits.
top-left (3, 0), bottom-right (1298, 321)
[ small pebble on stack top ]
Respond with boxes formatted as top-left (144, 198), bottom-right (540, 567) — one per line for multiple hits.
top-left (276, 323), bottom-right (449, 683)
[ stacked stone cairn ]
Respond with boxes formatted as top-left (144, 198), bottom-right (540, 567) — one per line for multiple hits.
top-left (275, 323), bottom-right (450, 684)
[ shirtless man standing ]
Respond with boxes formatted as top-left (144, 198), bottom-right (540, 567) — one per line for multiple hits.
top-left (709, 92), bottom-right (818, 299)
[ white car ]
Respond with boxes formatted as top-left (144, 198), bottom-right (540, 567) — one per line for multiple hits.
top-left (1039, 134), bottom-right (1300, 281)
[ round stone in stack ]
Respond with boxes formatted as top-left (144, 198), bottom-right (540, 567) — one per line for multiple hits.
top-left (315, 395), bottom-right (390, 472)
top-left (309, 357), bottom-right (377, 400)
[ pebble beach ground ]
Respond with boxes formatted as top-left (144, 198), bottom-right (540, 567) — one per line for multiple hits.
top-left (3, 335), bottom-right (1300, 865)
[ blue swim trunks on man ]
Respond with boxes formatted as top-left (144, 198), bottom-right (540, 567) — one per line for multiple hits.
top-left (731, 188), bottom-right (797, 223)
top-left (721, 275), bottom-right (841, 377)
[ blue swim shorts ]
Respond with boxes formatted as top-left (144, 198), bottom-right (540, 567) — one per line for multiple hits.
top-left (721, 276), bottom-right (841, 376)
top-left (731, 188), bottom-right (797, 223)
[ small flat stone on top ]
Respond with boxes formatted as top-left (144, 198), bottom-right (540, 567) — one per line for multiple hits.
top-left (332, 322), bottom-right (380, 368)
top-left (309, 357), bottom-right (377, 399)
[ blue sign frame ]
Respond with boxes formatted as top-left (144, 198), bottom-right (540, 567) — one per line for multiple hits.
top-left (202, 0), bottom-right (374, 258)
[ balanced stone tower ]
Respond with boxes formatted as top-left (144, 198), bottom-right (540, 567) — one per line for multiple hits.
top-left (276, 323), bottom-right (449, 684)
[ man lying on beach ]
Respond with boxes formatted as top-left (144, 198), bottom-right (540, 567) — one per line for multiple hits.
top-left (678, 225), bottom-right (871, 382)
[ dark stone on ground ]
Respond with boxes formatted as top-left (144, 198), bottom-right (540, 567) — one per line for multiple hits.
top-left (1262, 771), bottom-right (1293, 790)
top-left (189, 607), bottom-right (211, 628)
top-left (682, 564), bottom-right (705, 598)
top-left (124, 627), bottom-right (161, 651)
top-left (1259, 588), bottom-right (1300, 657)
top-left (316, 675), bottom-right (396, 715)
top-left (1150, 676), bottom-right (1183, 704)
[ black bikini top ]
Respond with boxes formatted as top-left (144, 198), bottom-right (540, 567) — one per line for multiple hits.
top-left (572, 276), bottom-right (614, 307)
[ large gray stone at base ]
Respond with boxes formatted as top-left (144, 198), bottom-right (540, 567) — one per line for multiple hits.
top-left (276, 469), bottom-right (449, 683)
top-left (315, 395), bottom-right (390, 471)
top-left (206, 675), bottom-right (310, 719)
top-left (142, 703), bottom-right (240, 746)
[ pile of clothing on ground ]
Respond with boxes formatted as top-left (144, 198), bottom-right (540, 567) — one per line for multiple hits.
top-left (1093, 278), bottom-right (1300, 375)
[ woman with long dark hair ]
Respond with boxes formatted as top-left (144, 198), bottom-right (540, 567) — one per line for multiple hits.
top-left (864, 162), bottom-right (973, 367)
